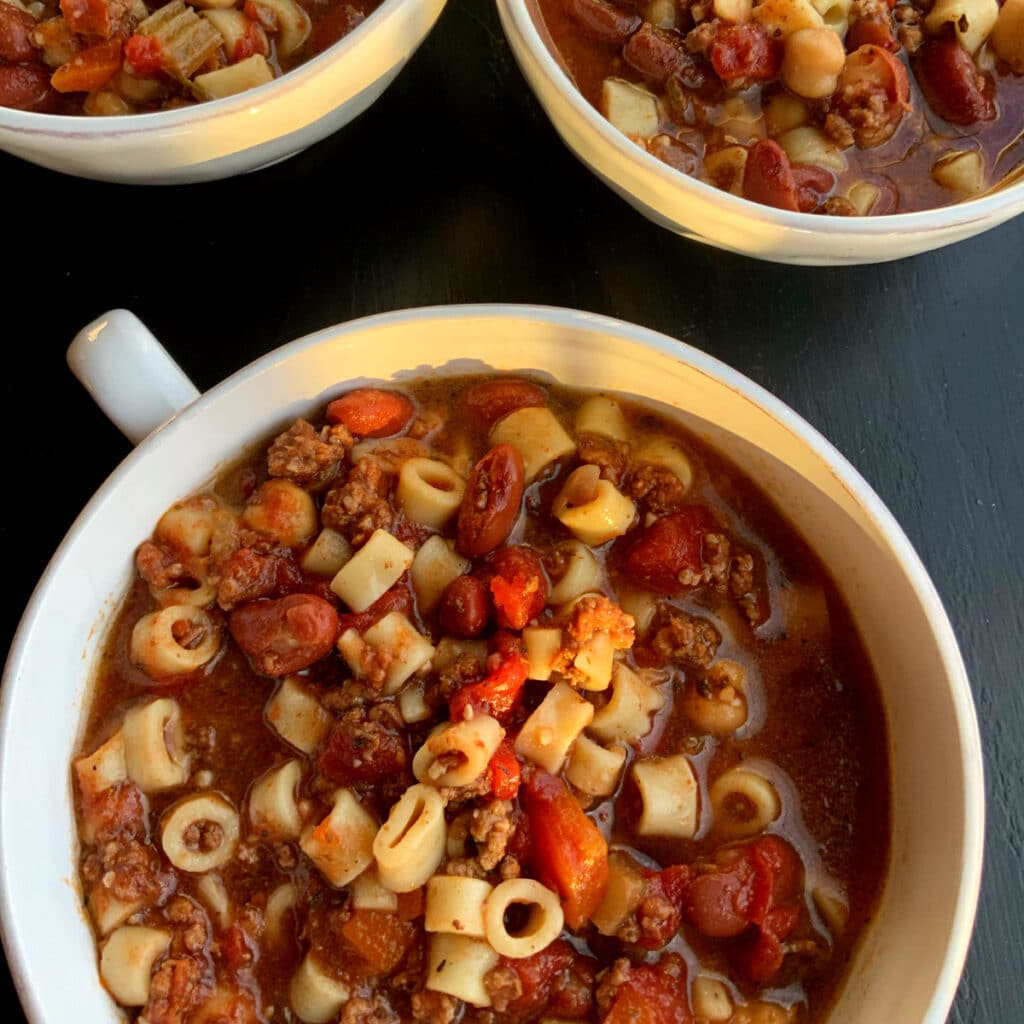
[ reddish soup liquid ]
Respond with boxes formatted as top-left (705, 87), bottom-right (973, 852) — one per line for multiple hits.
top-left (72, 375), bottom-right (890, 1024)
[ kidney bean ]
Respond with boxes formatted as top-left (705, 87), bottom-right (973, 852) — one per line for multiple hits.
top-left (791, 163), bottom-right (836, 212)
top-left (229, 593), bottom-right (339, 675)
top-left (743, 140), bottom-right (800, 212)
top-left (485, 546), bottom-right (549, 630)
top-left (457, 444), bottom-right (525, 558)
top-left (0, 4), bottom-right (38, 62)
top-left (710, 24), bottom-right (781, 85)
top-left (0, 64), bottom-right (57, 111)
top-left (561, 0), bottom-right (641, 45)
top-left (325, 388), bottom-right (414, 438)
top-left (437, 575), bottom-right (491, 637)
top-left (913, 31), bottom-right (995, 126)
top-left (623, 22), bottom-right (700, 87)
top-left (845, 15), bottom-right (897, 53)
top-left (309, 2), bottom-right (364, 54)
top-left (463, 379), bottom-right (547, 432)
top-left (622, 505), bottom-right (716, 594)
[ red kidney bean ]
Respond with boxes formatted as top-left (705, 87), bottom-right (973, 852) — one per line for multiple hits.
top-left (622, 22), bottom-right (699, 87)
top-left (0, 3), bottom-right (38, 63)
top-left (561, 0), bottom-right (641, 45)
top-left (845, 15), bottom-right (898, 53)
top-left (710, 24), bottom-right (781, 84)
top-left (457, 444), bottom-right (525, 557)
top-left (743, 140), bottom-right (800, 212)
top-left (791, 163), bottom-right (836, 212)
top-left (913, 32), bottom-right (995, 126)
top-left (622, 505), bottom-right (716, 594)
top-left (325, 388), bottom-right (414, 438)
top-left (309, 3), bottom-right (364, 54)
top-left (0, 65), bottom-right (57, 111)
top-left (485, 546), bottom-right (549, 630)
top-left (437, 575), bottom-right (491, 637)
top-left (463, 379), bottom-right (547, 432)
top-left (229, 593), bottom-right (339, 675)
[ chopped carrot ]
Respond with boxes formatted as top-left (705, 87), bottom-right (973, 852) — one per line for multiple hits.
top-left (51, 38), bottom-right (122, 93)
top-left (340, 910), bottom-right (417, 974)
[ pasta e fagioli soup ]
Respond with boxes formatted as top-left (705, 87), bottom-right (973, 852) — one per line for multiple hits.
top-left (72, 374), bottom-right (889, 1024)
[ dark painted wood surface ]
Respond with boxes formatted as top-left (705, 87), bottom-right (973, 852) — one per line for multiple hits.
top-left (0, 0), bottom-right (1021, 1020)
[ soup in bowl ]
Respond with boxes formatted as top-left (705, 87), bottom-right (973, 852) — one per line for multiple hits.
top-left (0, 305), bottom-right (982, 1024)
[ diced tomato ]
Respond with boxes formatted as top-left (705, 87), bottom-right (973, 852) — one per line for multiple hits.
top-left (449, 646), bottom-right (528, 724)
top-left (734, 904), bottom-right (801, 982)
top-left (124, 34), bottom-right (163, 75)
top-left (491, 940), bottom-right (596, 1021)
top-left (845, 15), bottom-right (897, 51)
top-left (622, 505), bottom-right (717, 594)
top-left (743, 139), bottom-right (800, 212)
top-left (317, 713), bottom-right (408, 786)
top-left (396, 888), bottom-right (424, 921)
top-left (340, 910), bottom-right (417, 974)
top-left (325, 389), bottom-right (414, 439)
top-left (487, 739), bottom-right (522, 799)
top-left (61, 0), bottom-right (131, 38)
top-left (486, 546), bottom-right (548, 630)
top-left (709, 24), bottom-right (780, 84)
top-left (521, 770), bottom-right (609, 929)
top-left (232, 20), bottom-right (267, 62)
top-left (218, 923), bottom-right (254, 970)
top-left (51, 38), bottom-right (122, 94)
top-left (79, 780), bottom-right (147, 844)
top-left (605, 955), bottom-right (692, 1024)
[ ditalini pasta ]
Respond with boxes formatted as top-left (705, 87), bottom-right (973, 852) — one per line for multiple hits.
top-left (71, 375), bottom-right (889, 1024)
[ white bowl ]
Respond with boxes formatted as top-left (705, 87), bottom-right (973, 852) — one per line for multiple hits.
top-left (0, 0), bottom-right (445, 184)
top-left (496, 0), bottom-right (1024, 266)
top-left (0, 305), bottom-right (983, 1023)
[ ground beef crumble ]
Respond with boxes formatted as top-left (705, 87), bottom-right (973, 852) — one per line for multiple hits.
top-left (410, 990), bottom-right (459, 1023)
top-left (322, 458), bottom-right (395, 547)
top-left (266, 418), bottom-right (353, 490)
top-left (577, 432), bottom-right (629, 485)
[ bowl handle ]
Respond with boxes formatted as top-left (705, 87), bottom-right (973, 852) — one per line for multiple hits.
top-left (66, 309), bottom-right (201, 446)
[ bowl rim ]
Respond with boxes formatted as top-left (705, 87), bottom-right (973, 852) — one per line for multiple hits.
top-left (0, 0), bottom-right (421, 136)
top-left (498, 0), bottom-right (1024, 233)
top-left (0, 303), bottom-right (985, 1024)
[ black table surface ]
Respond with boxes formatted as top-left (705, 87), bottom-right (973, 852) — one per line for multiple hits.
top-left (1, 0), bottom-right (1022, 1020)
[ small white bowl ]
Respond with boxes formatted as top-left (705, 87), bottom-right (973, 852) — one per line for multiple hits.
top-left (496, 0), bottom-right (1024, 265)
top-left (0, 0), bottom-right (445, 184)
top-left (0, 305), bottom-right (983, 1023)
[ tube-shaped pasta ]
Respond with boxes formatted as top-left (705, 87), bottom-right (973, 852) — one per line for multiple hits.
top-left (398, 458), bottom-right (466, 529)
top-left (300, 528), bottom-right (352, 578)
top-left (575, 396), bottom-right (629, 443)
top-left (247, 0), bottom-right (310, 55)
top-left (777, 126), bottom-right (847, 170)
top-left (161, 791), bottom-right (241, 872)
top-left (704, 145), bottom-right (748, 194)
top-left (248, 760), bottom-right (303, 840)
top-left (752, 0), bottom-right (825, 35)
top-left (932, 150), bottom-right (986, 195)
top-left (411, 535), bottom-right (472, 612)
top-left (515, 682), bottom-right (594, 773)
top-left (155, 496), bottom-right (220, 557)
top-left (330, 529), bottom-right (415, 612)
top-left (489, 407), bottom-right (576, 482)
top-left (992, 0), bottom-right (1024, 71)
top-left (300, 789), bottom-right (377, 887)
top-left (265, 676), bottom-right (332, 755)
top-left (813, 885), bottom-right (849, 937)
top-left (547, 541), bottom-right (604, 605)
top-left (683, 660), bottom-right (748, 735)
top-left (633, 755), bottom-right (699, 838)
top-left (763, 92), bottom-right (810, 137)
top-left (552, 465), bottom-right (636, 546)
top-left (242, 479), bottom-right (318, 548)
top-left (809, 0), bottom-right (851, 32)
top-left (565, 735), bottom-right (627, 797)
top-left (100, 926), bottom-right (171, 1006)
top-left (289, 954), bottom-right (350, 1024)
top-left (338, 612), bottom-right (435, 695)
top-left (710, 768), bottom-right (781, 837)
top-left (925, 0), bottom-right (997, 53)
top-left (373, 783), bottom-right (447, 892)
top-left (483, 879), bottom-right (565, 958)
top-left (601, 77), bottom-right (662, 141)
top-left (425, 875), bottom-right (492, 937)
top-left (398, 679), bottom-right (433, 724)
top-left (569, 628), bottom-right (615, 691)
top-left (425, 934), bottom-right (499, 1007)
top-left (130, 606), bottom-right (220, 679)
top-left (196, 874), bottom-right (230, 931)
top-left (616, 585), bottom-right (658, 637)
top-left (846, 181), bottom-right (880, 216)
top-left (523, 627), bottom-right (563, 681)
top-left (591, 851), bottom-right (645, 936)
top-left (75, 730), bottom-right (127, 798)
top-left (413, 716), bottom-right (505, 788)
top-left (88, 886), bottom-right (147, 937)
top-left (193, 54), bottom-right (273, 99)
top-left (588, 664), bottom-right (666, 744)
top-left (432, 637), bottom-right (487, 672)
top-left (633, 438), bottom-right (694, 493)
top-left (692, 977), bottom-right (734, 1022)
top-left (266, 882), bottom-right (298, 944)
top-left (123, 698), bottom-right (190, 793)
top-left (351, 866), bottom-right (399, 912)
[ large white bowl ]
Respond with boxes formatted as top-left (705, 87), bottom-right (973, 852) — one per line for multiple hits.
top-left (0, 0), bottom-right (445, 184)
top-left (0, 305), bottom-right (983, 1023)
top-left (496, 0), bottom-right (1024, 265)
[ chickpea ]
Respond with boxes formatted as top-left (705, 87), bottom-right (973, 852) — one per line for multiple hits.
top-left (991, 0), bottom-right (1024, 73)
top-left (682, 659), bottom-right (748, 735)
top-left (781, 27), bottom-right (847, 99)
